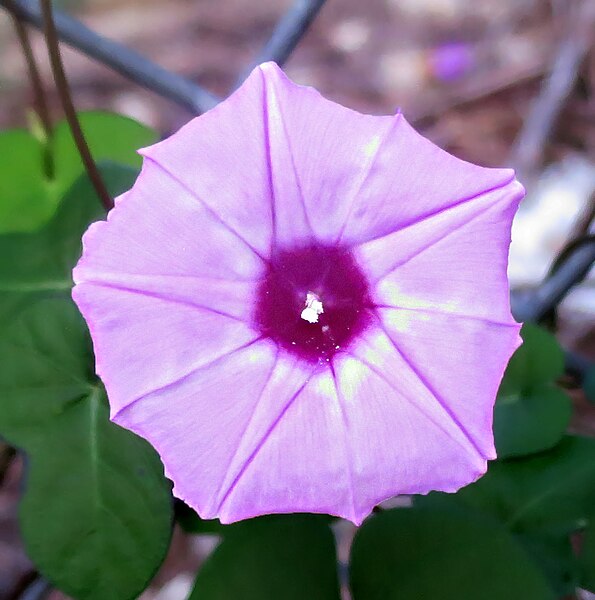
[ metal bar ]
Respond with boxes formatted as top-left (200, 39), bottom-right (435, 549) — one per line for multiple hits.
top-left (236, 0), bottom-right (326, 86)
top-left (512, 239), bottom-right (595, 323)
top-left (511, 238), bottom-right (595, 380)
top-left (0, 0), bottom-right (220, 114)
top-left (19, 576), bottom-right (52, 600)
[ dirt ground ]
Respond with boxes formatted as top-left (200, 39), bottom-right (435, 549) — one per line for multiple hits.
top-left (0, 0), bottom-right (593, 598)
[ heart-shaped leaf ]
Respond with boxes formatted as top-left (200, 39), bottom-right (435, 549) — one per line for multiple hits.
top-left (349, 507), bottom-right (554, 599)
top-left (422, 436), bottom-right (595, 533)
top-left (0, 113), bottom-right (154, 233)
top-left (0, 163), bottom-right (137, 324)
top-left (0, 129), bottom-right (49, 231)
top-left (188, 515), bottom-right (341, 600)
top-left (494, 324), bottom-right (571, 458)
top-left (50, 112), bottom-right (155, 201)
top-left (0, 298), bottom-right (173, 600)
top-left (579, 521), bottom-right (595, 593)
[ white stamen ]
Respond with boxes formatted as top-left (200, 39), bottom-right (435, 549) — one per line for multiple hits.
top-left (300, 291), bottom-right (324, 324)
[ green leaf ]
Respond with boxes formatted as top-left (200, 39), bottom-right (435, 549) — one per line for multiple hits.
top-left (494, 323), bottom-right (571, 458)
top-left (175, 500), bottom-right (337, 537)
top-left (579, 521), bottom-right (595, 592)
top-left (494, 387), bottom-right (571, 458)
top-left (517, 531), bottom-right (579, 596)
top-left (425, 436), bottom-right (595, 534)
top-left (415, 436), bottom-right (595, 596)
top-left (175, 501), bottom-right (228, 535)
top-left (188, 515), bottom-right (341, 600)
top-left (0, 163), bottom-right (137, 310)
top-left (0, 113), bottom-right (154, 232)
top-left (50, 112), bottom-right (156, 200)
top-left (413, 493), bottom-right (579, 596)
top-left (500, 324), bottom-right (565, 391)
top-left (349, 507), bottom-right (554, 599)
top-left (0, 298), bottom-right (173, 600)
top-left (0, 129), bottom-right (50, 231)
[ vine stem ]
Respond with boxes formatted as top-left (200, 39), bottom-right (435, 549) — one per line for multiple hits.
top-left (1, 0), bottom-right (219, 114)
top-left (40, 0), bottom-right (113, 211)
top-left (7, 0), bottom-right (52, 137)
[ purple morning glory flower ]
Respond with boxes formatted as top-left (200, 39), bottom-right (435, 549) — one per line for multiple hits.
top-left (429, 42), bottom-right (474, 82)
top-left (72, 62), bottom-right (523, 525)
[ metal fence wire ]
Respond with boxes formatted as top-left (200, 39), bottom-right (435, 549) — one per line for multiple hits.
top-left (1, 0), bottom-right (325, 113)
top-left (1, 0), bottom-right (594, 378)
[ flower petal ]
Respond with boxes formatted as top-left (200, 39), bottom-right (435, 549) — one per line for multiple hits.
top-left (73, 159), bottom-right (263, 282)
top-left (359, 180), bottom-right (522, 323)
top-left (114, 345), bottom-right (328, 521)
top-left (141, 67), bottom-right (284, 256)
top-left (73, 272), bottom-right (255, 321)
top-left (375, 306), bottom-right (520, 458)
top-left (72, 158), bottom-right (265, 415)
top-left (248, 63), bottom-right (396, 246)
top-left (214, 367), bottom-right (358, 524)
top-left (218, 318), bottom-right (496, 525)
top-left (73, 282), bottom-right (260, 417)
top-left (72, 62), bottom-right (524, 526)
top-left (336, 116), bottom-right (518, 246)
top-left (332, 325), bottom-right (494, 521)
top-left (239, 65), bottom-right (517, 247)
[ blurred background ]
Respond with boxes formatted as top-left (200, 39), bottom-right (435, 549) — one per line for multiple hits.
top-left (0, 0), bottom-right (593, 598)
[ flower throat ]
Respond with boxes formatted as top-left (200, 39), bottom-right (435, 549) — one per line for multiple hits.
top-left (254, 245), bottom-right (373, 364)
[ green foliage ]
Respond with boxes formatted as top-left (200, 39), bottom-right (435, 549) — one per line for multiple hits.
top-left (0, 112), bottom-right (154, 233)
top-left (175, 500), bottom-right (337, 536)
top-left (410, 324), bottom-right (592, 598)
top-left (517, 531), bottom-right (579, 596)
top-left (493, 323), bottom-right (571, 458)
top-left (0, 129), bottom-right (49, 232)
top-left (0, 132), bottom-right (171, 599)
top-left (349, 507), bottom-right (555, 599)
top-left (0, 163), bottom-right (137, 338)
top-left (175, 501), bottom-right (229, 535)
top-left (50, 112), bottom-right (155, 201)
top-left (448, 436), bottom-right (595, 533)
top-left (0, 299), bottom-right (172, 600)
top-left (415, 436), bottom-right (595, 595)
top-left (580, 521), bottom-right (595, 592)
top-left (188, 515), bottom-right (341, 600)
top-left (0, 163), bottom-right (136, 299)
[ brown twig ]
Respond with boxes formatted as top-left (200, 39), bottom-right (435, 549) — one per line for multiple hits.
top-left (40, 0), bottom-right (113, 211)
top-left (509, 0), bottom-right (595, 183)
top-left (6, 0), bottom-right (52, 137)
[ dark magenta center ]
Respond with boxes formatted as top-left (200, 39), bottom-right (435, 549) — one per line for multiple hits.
top-left (255, 245), bottom-right (373, 364)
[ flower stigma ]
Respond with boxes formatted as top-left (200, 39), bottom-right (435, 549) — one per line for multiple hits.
top-left (301, 291), bottom-right (324, 324)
